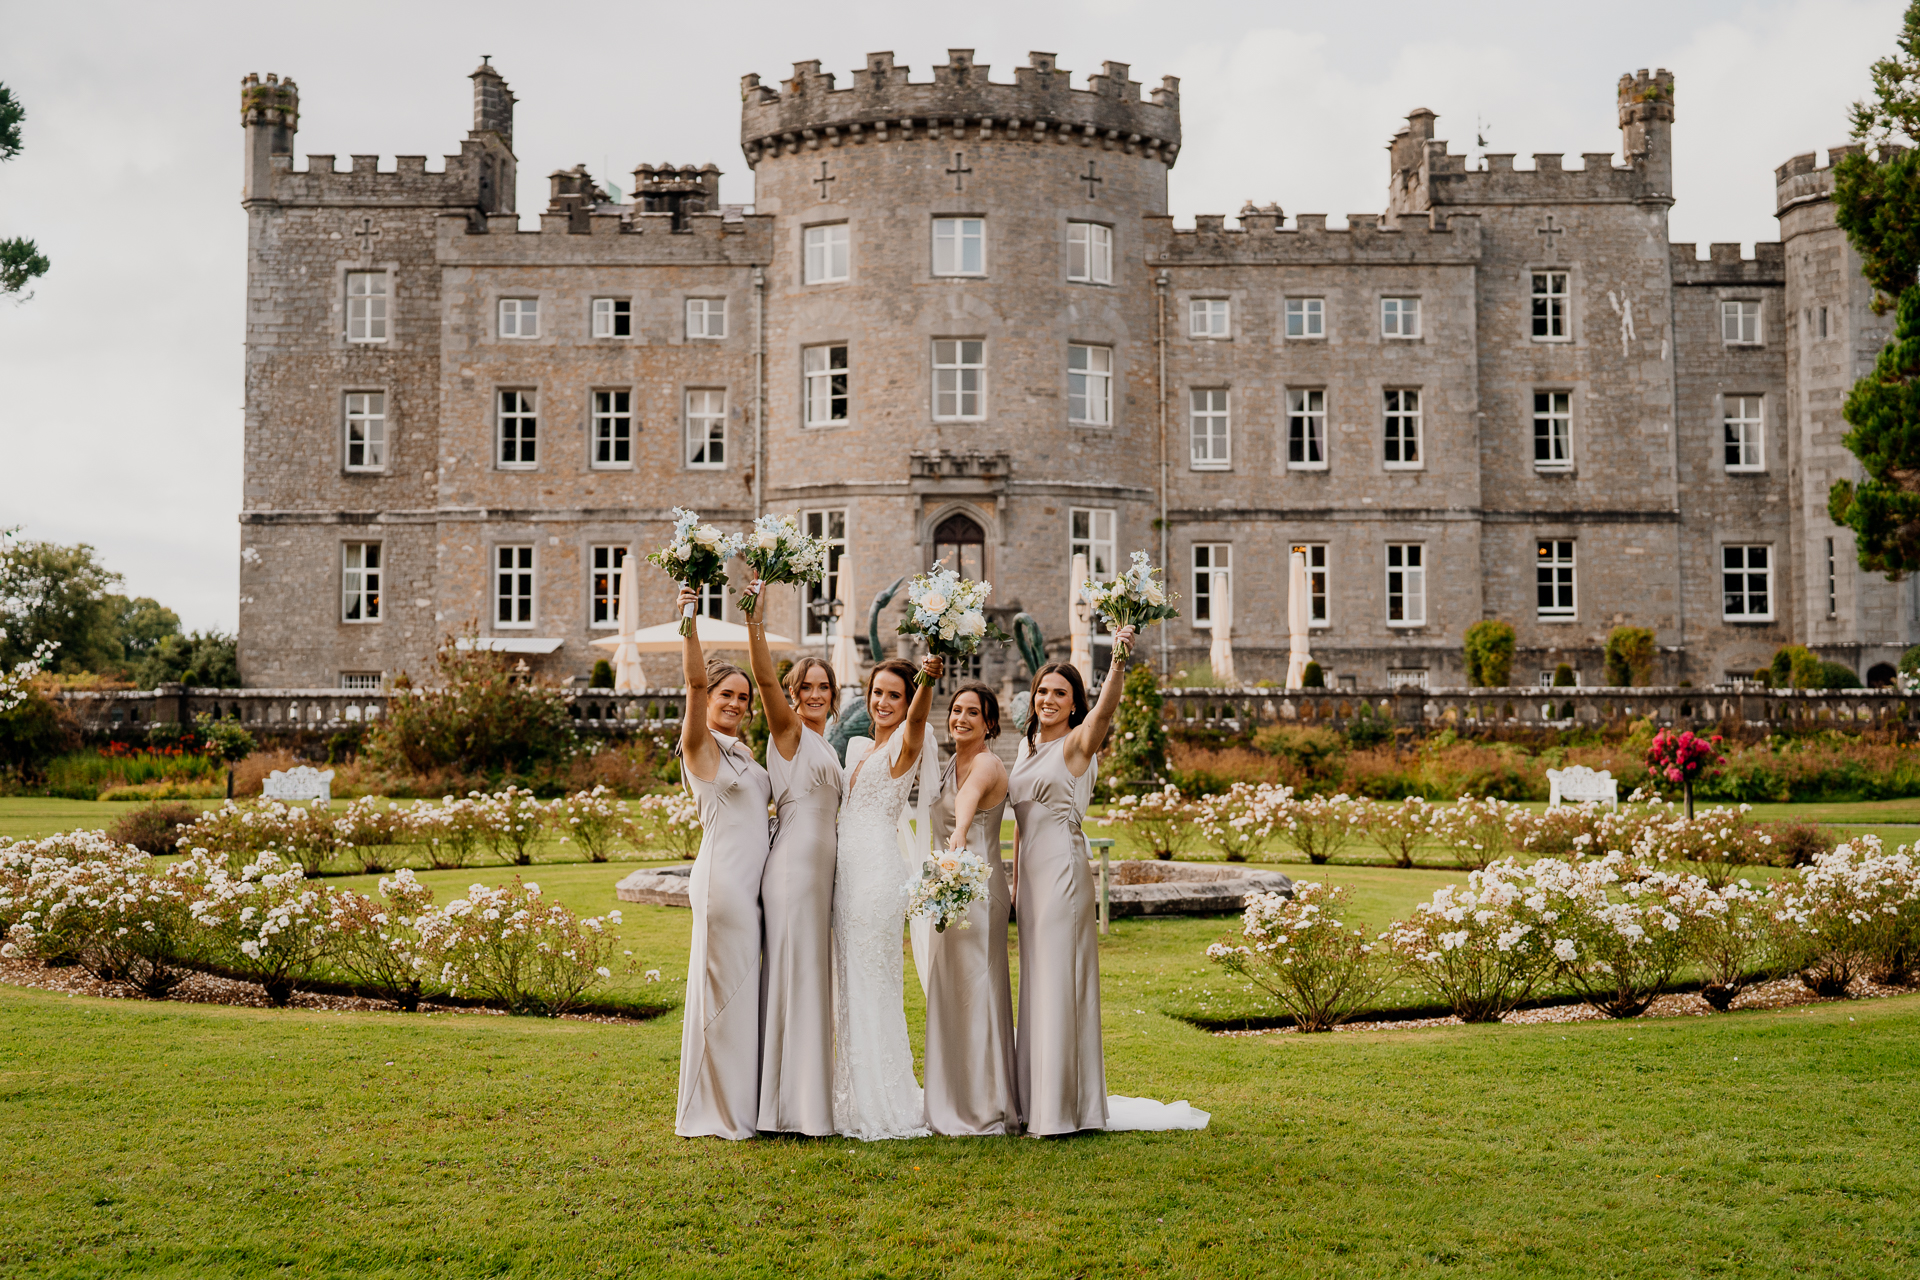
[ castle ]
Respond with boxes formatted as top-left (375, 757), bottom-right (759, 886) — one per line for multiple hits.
top-left (235, 52), bottom-right (1903, 693)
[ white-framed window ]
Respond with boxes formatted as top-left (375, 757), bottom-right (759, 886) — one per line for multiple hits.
top-left (1068, 222), bottom-right (1112, 284)
top-left (686, 298), bottom-right (727, 339)
top-left (590, 545), bottom-right (627, 629)
top-left (1386, 543), bottom-right (1425, 626)
top-left (1190, 298), bottom-right (1230, 338)
top-left (1192, 543), bottom-right (1231, 629)
top-left (592, 297), bottom-right (631, 338)
top-left (698, 581), bottom-right (724, 620)
top-left (346, 271), bottom-right (389, 343)
top-left (1536, 539), bottom-right (1576, 619)
top-left (1533, 391), bottom-right (1572, 471)
top-left (802, 509), bottom-right (847, 638)
top-left (932, 340), bottom-right (985, 420)
top-left (1531, 272), bottom-right (1570, 341)
top-left (1383, 389), bottom-right (1421, 468)
top-left (495, 545), bottom-right (534, 628)
top-left (1287, 388), bottom-right (1327, 469)
top-left (686, 389), bottom-right (727, 468)
top-left (1722, 544), bottom-right (1772, 620)
top-left (1721, 300), bottom-right (1762, 345)
top-left (803, 224), bottom-right (849, 284)
top-left (340, 672), bottom-right (382, 691)
top-left (1381, 296), bottom-right (1421, 339)
top-left (1724, 395), bottom-right (1765, 472)
top-left (1293, 542), bottom-right (1329, 626)
top-left (344, 391), bottom-right (386, 471)
top-left (1070, 508), bottom-right (1117, 582)
top-left (933, 217), bottom-right (985, 276)
top-left (592, 390), bottom-right (632, 468)
top-left (803, 344), bottom-right (849, 426)
top-left (498, 297), bottom-right (539, 338)
top-left (342, 542), bottom-right (381, 623)
top-left (1286, 298), bottom-right (1325, 340)
top-left (1189, 388), bottom-right (1229, 469)
top-left (498, 390), bottom-right (537, 468)
top-left (1069, 344), bottom-right (1113, 425)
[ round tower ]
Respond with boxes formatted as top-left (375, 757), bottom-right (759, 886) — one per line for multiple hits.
top-left (240, 72), bottom-right (299, 204)
top-left (740, 49), bottom-right (1181, 647)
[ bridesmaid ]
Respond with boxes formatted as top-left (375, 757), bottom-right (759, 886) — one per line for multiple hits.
top-left (744, 588), bottom-right (840, 1137)
top-left (1009, 628), bottom-right (1136, 1136)
top-left (923, 683), bottom-right (1018, 1136)
top-left (673, 584), bottom-right (772, 1141)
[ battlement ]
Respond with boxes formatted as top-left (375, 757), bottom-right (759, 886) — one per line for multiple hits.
top-left (1774, 144), bottom-right (1869, 215)
top-left (1669, 241), bottom-right (1785, 284)
top-left (1145, 209), bottom-right (1482, 265)
top-left (260, 137), bottom-right (508, 208)
top-left (739, 49), bottom-right (1180, 168)
top-left (437, 207), bottom-right (772, 264)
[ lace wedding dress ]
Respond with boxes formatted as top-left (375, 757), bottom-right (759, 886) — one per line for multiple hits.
top-left (830, 732), bottom-right (932, 1140)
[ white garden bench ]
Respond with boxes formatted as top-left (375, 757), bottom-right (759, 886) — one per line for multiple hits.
top-left (262, 765), bottom-right (334, 803)
top-left (1546, 765), bottom-right (1616, 809)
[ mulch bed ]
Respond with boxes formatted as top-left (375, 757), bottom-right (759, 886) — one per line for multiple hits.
top-left (1215, 975), bottom-right (1919, 1038)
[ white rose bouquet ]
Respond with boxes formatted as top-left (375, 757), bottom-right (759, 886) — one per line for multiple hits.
top-left (905, 847), bottom-right (992, 933)
top-left (646, 507), bottom-right (742, 636)
top-left (1081, 551), bottom-right (1181, 662)
top-left (735, 513), bottom-right (829, 616)
top-left (895, 561), bottom-right (1008, 687)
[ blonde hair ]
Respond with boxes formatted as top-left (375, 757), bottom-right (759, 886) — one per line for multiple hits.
top-left (783, 656), bottom-right (839, 711)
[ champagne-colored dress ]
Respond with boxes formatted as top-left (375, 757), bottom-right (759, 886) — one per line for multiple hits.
top-left (923, 753), bottom-right (1018, 1136)
top-left (676, 733), bottom-right (772, 1140)
top-left (1009, 735), bottom-right (1107, 1135)
top-left (758, 724), bottom-right (839, 1135)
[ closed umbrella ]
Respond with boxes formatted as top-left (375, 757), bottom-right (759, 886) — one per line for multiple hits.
top-left (1209, 570), bottom-right (1236, 686)
top-left (831, 557), bottom-right (858, 690)
top-left (1286, 549), bottom-right (1313, 689)
top-left (611, 553), bottom-right (644, 692)
top-left (591, 618), bottom-right (796, 654)
top-left (1069, 552), bottom-right (1093, 687)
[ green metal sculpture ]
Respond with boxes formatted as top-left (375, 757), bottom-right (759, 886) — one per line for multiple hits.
top-left (1011, 611), bottom-right (1046, 680)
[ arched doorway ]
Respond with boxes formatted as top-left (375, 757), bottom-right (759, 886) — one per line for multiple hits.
top-left (1868, 662), bottom-right (1897, 689)
top-left (932, 510), bottom-right (986, 581)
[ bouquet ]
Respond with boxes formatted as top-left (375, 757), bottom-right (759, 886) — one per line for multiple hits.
top-left (896, 561), bottom-right (1009, 687)
top-left (905, 848), bottom-right (992, 933)
top-left (646, 508), bottom-right (741, 636)
top-left (736, 513), bottom-right (829, 616)
top-left (1081, 551), bottom-right (1181, 662)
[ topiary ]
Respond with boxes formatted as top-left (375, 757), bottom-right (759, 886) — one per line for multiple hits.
top-left (1104, 662), bottom-right (1169, 790)
top-left (1552, 663), bottom-right (1576, 688)
top-left (1301, 660), bottom-right (1325, 688)
top-left (590, 659), bottom-right (614, 689)
top-left (1604, 626), bottom-right (1657, 687)
top-left (1817, 660), bottom-right (1862, 689)
top-left (1463, 620), bottom-right (1516, 688)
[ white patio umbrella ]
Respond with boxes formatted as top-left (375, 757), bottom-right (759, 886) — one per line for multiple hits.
top-left (609, 554), bottom-right (644, 692)
top-left (1286, 549), bottom-right (1313, 689)
top-left (591, 617), bottom-right (797, 655)
top-left (1068, 552), bottom-right (1093, 687)
top-left (1209, 570), bottom-right (1237, 686)
top-left (830, 557), bottom-right (859, 690)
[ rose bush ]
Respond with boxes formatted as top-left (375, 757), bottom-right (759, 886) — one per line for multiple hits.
top-left (1206, 882), bottom-right (1389, 1032)
top-left (1385, 859), bottom-right (1556, 1022)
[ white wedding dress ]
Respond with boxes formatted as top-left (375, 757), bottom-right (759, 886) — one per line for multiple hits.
top-left (831, 732), bottom-right (932, 1140)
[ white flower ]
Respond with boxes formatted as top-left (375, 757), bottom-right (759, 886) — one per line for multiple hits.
top-left (693, 525), bottom-right (722, 548)
top-left (1552, 938), bottom-right (1578, 963)
top-left (754, 530), bottom-right (780, 550)
top-left (920, 591), bottom-right (949, 614)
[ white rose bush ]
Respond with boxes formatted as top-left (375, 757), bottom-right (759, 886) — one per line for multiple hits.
top-left (1207, 882), bottom-right (1391, 1032)
top-left (1525, 853), bottom-right (1709, 1019)
top-left (1771, 837), bottom-right (1920, 993)
top-left (1194, 782), bottom-right (1290, 862)
top-left (895, 560), bottom-right (1007, 686)
top-left (429, 878), bottom-right (623, 1016)
top-left (1384, 860), bottom-right (1557, 1022)
top-left (1099, 784), bottom-right (1201, 861)
top-left (1275, 792), bottom-right (1365, 866)
top-left (550, 784), bottom-right (635, 862)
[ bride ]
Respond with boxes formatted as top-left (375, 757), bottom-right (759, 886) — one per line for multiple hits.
top-left (832, 653), bottom-right (942, 1141)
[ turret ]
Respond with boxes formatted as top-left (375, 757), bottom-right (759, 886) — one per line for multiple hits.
top-left (240, 72), bottom-right (298, 204)
top-left (1618, 68), bottom-right (1674, 200)
top-left (630, 163), bottom-right (722, 230)
top-left (470, 57), bottom-right (516, 149)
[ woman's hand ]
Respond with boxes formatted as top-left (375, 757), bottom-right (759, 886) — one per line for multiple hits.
top-left (946, 831), bottom-right (969, 854)
top-left (676, 584), bottom-right (700, 614)
top-left (741, 572), bottom-right (765, 622)
top-left (922, 654), bottom-right (945, 682)
top-left (1110, 625), bottom-right (1138, 664)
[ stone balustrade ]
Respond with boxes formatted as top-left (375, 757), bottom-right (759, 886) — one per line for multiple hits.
top-left (53, 685), bottom-right (689, 736)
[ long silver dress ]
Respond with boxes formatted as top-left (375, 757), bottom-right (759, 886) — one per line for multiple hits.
top-left (675, 732), bottom-right (772, 1140)
top-left (757, 724), bottom-right (839, 1135)
top-left (923, 754), bottom-right (1019, 1136)
top-left (1009, 735), bottom-right (1107, 1135)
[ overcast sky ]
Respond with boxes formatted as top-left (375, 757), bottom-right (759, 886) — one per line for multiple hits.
top-left (0, 0), bottom-right (1901, 633)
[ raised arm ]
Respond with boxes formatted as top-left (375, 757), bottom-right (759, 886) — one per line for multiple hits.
top-left (945, 753), bottom-right (1008, 852)
top-left (677, 585), bottom-right (723, 783)
top-left (891, 655), bottom-right (944, 778)
top-left (1063, 624), bottom-right (1137, 777)
top-left (744, 577), bottom-right (800, 762)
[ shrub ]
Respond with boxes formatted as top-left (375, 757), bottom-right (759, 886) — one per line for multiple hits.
top-left (1274, 793), bottom-right (1363, 865)
top-left (424, 877), bottom-right (622, 1016)
top-left (180, 798), bottom-right (337, 875)
top-left (192, 852), bottom-right (337, 1006)
top-left (1818, 660), bottom-right (1862, 690)
top-left (1363, 796), bottom-right (1434, 868)
top-left (631, 792), bottom-right (703, 859)
top-left (1343, 703), bottom-right (1393, 749)
top-left (1772, 838), bottom-right (1920, 992)
top-left (1531, 854), bottom-right (1706, 1018)
top-left (1099, 784), bottom-right (1201, 860)
top-left (0, 679), bottom-right (81, 783)
top-left (1251, 725), bottom-right (1344, 779)
top-left (1385, 860), bottom-right (1556, 1021)
top-left (590, 659), bottom-right (614, 689)
top-left (1301, 661), bottom-right (1325, 689)
top-left (1104, 663), bottom-right (1170, 792)
top-left (1428, 796), bottom-right (1530, 870)
top-left (1207, 882), bottom-right (1390, 1032)
top-left (1690, 879), bottom-right (1782, 1010)
top-left (328, 869), bottom-right (437, 1011)
top-left (194, 713), bottom-right (256, 798)
top-left (406, 794), bottom-right (494, 869)
top-left (1463, 620), bottom-right (1516, 689)
top-left (1195, 782), bottom-right (1290, 861)
top-left (477, 785), bottom-right (547, 866)
top-left (1552, 663), bottom-right (1576, 688)
top-left (364, 638), bottom-right (578, 774)
top-left (1759, 819), bottom-right (1836, 867)
top-left (550, 786), bottom-right (633, 862)
top-left (107, 801), bottom-right (203, 856)
top-left (1604, 627), bottom-right (1658, 687)
top-left (332, 796), bottom-right (403, 874)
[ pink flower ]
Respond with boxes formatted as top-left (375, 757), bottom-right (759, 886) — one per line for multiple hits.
top-left (1666, 767), bottom-right (1682, 784)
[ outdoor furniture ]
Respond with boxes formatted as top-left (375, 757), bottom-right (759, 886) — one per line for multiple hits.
top-left (1546, 765), bottom-right (1617, 809)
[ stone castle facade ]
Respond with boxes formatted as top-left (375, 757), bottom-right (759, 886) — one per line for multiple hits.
top-left (235, 52), bottom-right (1906, 692)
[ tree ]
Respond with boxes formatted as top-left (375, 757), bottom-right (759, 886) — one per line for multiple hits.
top-left (0, 82), bottom-right (48, 299)
top-left (1828, 4), bottom-right (1920, 573)
top-left (0, 536), bottom-right (127, 673)
top-left (1604, 626), bottom-right (1657, 687)
top-left (195, 712), bottom-right (256, 799)
top-left (1462, 620), bottom-right (1515, 688)
top-left (132, 631), bottom-right (239, 689)
top-left (1104, 662), bottom-right (1168, 789)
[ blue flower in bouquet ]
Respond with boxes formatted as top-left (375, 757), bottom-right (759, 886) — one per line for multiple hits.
top-left (646, 508), bottom-right (743, 635)
top-left (736, 513), bottom-right (829, 615)
top-left (1081, 551), bottom-right (1180, 660)
top-left (897, 562), bottom-right (1007, 684)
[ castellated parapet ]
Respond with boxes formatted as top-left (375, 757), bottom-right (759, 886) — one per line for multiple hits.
top-left (1668, 240), bottom-right (1785, 285)
top-left (1147, 207), bottom-right (1483, 265)
top-left (740, 49), bottom-right (1180, 167)
top-left (1774, 145), bottom-right (1867, 215)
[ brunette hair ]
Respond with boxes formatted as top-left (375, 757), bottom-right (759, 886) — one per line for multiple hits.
top-left (866, 659), bottom-right (918, 710)
top-left (1025, 662), bottom-right (1089, 749)
top-left (704, 660), bottom-right (754, 713)
top-left (949, 682), bottom-right (1001, 741)
top-left (782, 655), bottom-right (839, 712)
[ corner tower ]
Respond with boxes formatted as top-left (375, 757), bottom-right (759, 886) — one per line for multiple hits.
top-left (738, 49), bottom-right (1180, 633)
